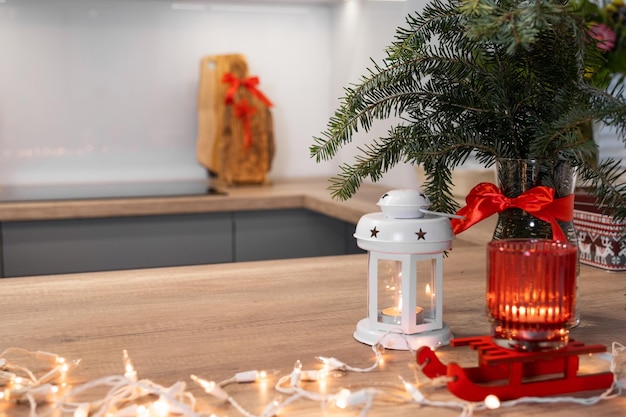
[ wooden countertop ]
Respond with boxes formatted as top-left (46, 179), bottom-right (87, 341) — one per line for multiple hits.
top-left (0, 243), bottom-right (624, 416)
top-left (0, 178), bottom-right (495, 245)
top-left (0, 178), bottom-right (383, 225)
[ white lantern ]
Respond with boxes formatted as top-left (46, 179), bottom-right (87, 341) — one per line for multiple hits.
top-left (353, 189), bottom-right (455, 350)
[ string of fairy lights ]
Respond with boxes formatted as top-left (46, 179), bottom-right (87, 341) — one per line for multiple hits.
top-left (0, 337), bottom-right (624, 417)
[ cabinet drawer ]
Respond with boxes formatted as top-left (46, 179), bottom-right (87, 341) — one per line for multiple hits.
top-left (234, 209), bottom-right (360, 262)
top-left (1, 213), bottom-right (233, 277)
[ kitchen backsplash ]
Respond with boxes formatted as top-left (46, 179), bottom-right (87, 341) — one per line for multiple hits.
top-left (0, 0), bottom-right (420, 186)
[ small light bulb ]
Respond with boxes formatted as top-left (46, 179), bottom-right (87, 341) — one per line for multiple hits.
top-left (30, 383), bottom-right (59, 401)
top-left (73, 403), bottom-right (90, 417)
top-left (191, 375), bottom-right (210, 390)
top-left (334, 388), bottom-right (373, 408)
top-left (151, 396), bottom-right (170, 417)
top-left (136, 405), bottom-right (150, 417)
top-left (316, 356), bottom-right (346, 371)
top-left (122, 350), bottom-right (137, 381)
top-left (235, 370), bottom-right (267, 383)
top-left (190, 375), bottom-right (229, 401)
top-left (37, 364), bottom-right (69, 385)
top-left (260, 399), bottom-right (281, 417)
top-left (318, 372), bottom-right (328, 393)
top-left (484, 394), bottom-right (501, 409)
top-left (335, 389), bottom-right (351, 409)
top-left (1, 389), bottom-right (10, 402)
top-left (290, 360), bottom-right (302, 386)
top-left (400, 377), bottom-right (424, 402)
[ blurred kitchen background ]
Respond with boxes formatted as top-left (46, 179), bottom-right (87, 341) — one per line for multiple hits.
top-left (0, 0), bottom-right (622, 189)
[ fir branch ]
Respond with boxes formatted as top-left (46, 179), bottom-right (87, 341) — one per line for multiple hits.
top-left (579, 159), bottom-right (626, 223)
top-left (312, 0), bottom-right (626, 217)
top-left (327, 130), bottom-right (414, 200)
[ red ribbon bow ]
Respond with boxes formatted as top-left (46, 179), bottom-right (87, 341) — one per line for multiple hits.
top-left (222, 73), bottom-right (273, 107)
top-left (233, 99), bottom-right (257, 148)
top-left (450, 182), bottom-right (574, 242)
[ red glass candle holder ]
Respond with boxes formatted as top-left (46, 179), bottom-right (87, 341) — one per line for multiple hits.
top-left (487, 239), bottom-right (578, 351)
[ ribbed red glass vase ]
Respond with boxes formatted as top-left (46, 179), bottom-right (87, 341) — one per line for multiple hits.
top-left (487, 239), bottom-right (578, 351)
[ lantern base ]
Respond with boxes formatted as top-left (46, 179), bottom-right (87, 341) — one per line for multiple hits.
top-left (353, 318), bottom-right (451, 350)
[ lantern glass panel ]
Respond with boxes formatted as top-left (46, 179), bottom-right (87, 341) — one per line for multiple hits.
top-left (376, 258), bottom-right (403, 325)
top-left (415, 258), bottom-right (436, 322)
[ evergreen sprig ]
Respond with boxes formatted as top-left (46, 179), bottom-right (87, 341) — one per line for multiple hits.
top-left (311, 0), bottom-right (626, 223)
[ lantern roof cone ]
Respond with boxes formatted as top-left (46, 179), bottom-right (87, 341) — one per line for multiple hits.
top-left (354, 189), bottom-right (455, 254)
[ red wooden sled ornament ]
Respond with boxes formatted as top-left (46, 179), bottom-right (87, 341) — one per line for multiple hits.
top-left (416, 336), bottom-right (614, 402)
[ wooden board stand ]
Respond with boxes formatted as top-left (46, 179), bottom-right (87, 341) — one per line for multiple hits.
top-left (196, 54), bottom-right (274, 185)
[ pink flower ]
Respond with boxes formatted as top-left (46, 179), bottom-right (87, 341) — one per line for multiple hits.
top-left (588, 22), bottom-right (617, 52)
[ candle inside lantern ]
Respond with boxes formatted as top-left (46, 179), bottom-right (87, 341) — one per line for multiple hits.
top-left (487, 239), bottom-right (577, 351)
top-left (379, 287), bottom-right (425, 325)
top-left (380, 306), bottom-right (424, 325)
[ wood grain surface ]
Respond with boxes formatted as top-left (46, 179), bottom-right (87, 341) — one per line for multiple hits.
top-left (0, 178), bottom-right (379, 224)
top-left (0, 242), bottom-right (624, 416)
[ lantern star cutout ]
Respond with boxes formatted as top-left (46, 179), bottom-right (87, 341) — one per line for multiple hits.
top-left (370, 227), bottom-right (380, 238)
top-left (416, 228), bottom-right (427, 240)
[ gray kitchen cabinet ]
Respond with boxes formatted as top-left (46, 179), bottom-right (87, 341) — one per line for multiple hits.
top-left (0, 209), bottom-right (361, 277)
top-left (1, 213), bottom-right (234, 277)
top-left (234, 209), bottom-right (360, 262)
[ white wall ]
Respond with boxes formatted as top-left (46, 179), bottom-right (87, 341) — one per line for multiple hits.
top-left (328, 0), bottom-right (426, 191)
top-left (0, 0), bottom-right (621, 190)
top-left (0, 0), bottom-right (427, 188)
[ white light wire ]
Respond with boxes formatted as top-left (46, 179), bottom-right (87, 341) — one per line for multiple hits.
top-left (1, 340), bottom-right (625, 417)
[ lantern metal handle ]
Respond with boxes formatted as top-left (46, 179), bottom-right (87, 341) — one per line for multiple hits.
top-left (418, 208), bottom-right (465, 220)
